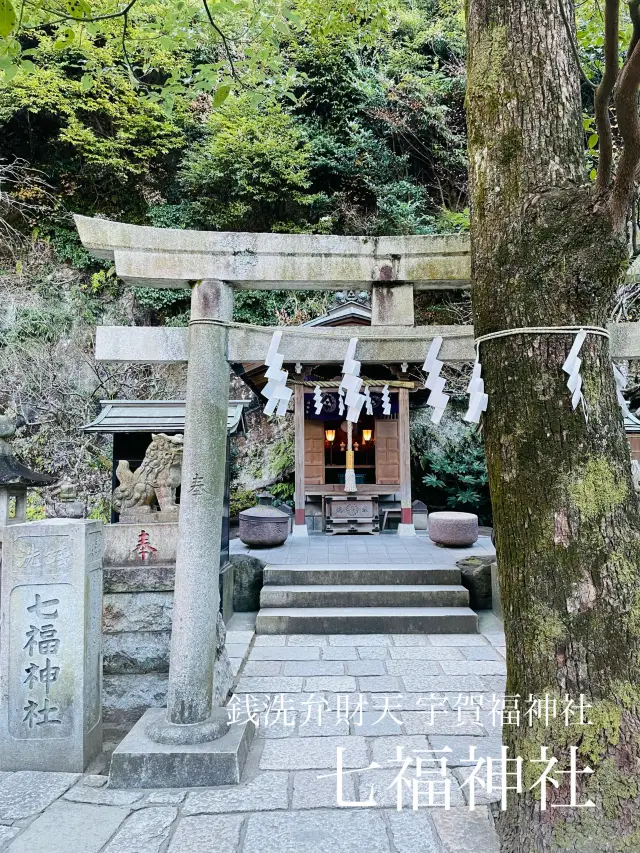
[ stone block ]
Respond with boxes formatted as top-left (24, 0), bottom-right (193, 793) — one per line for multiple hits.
top-left (292, 768), bottom-right (356, 809)
top-left (357, 647), bottom-right (390, 660)
top-left (391, 635), bottom-right (427, 646)
top-left (0, 771), bottom-right (79, 820)
top-left (235, 676), bottom-right (304, 693)
top-left (297, 714), bottom-right (350, 737)
top-left (304, 676), bottom-right (357, 692)
top-left (351, 711), bottom-right (403, 736)
top-left (287, 635), bottom-right (328, 646)
top-left (385, 661), bottom-right (442, 677)
top-left (431, 806), bottom-right (499, 852)
top-left (242, 810), bottom-right (391, 853)
top-left (103, 631), bottom-right (171, 674)
top-left (368, 735), bottom-right (429, 764)
top-left (146, 790), bottom-right (186, 804)
top-left (3, 801), bottom-right (130, 853)
top-left (103, 563), bottom-right (175, 593)
top-left (167, 815), bottom-right (244, 853)
top-left (371, 282), bottom-right (415, 326)
top-left (103, 522), bottom-right (178, 566)
top-left (389, 646), bottom-right (464, 661)
top-left (103, 673), bottom-right (168, 724)
top-left (386, 810), bottom-right (442, 853)
top-left (459, 645), bottom-right (501, 660)
top-left (63, 783), bottom-right (143, 806)
top-left (109, 707), bottom-right (255, 788)
top-left (242, 660), bottom-right (283, 676)
top-left (322, 647), bottom-right (358, 660)
top-left (0, 827), bottom-right (20, 846)
top-left (428, 511), bottom-right (478, 547)
top-left (427, 734), bottom-right (503, 767)
top-left (231, 554), bottom-right (265, 612)
top-left (251, 646), bottom-right (320, 661)
top-left (283, 661), bottom-right (345, 676)
top-left (103, 591), bottom-right (173, 633)
top-left (260, 735), bottom-right (368, 770)
top-left (0, 520), bottom-right (103, 772)
top-left (456, 556), bottom-right (493, 609)
top-left (182, 770), bottom-right (289, 814)
top-left (345, 660), bottom-right (386, 676)
top-left (328, 635), bottom-right (390, 646)
top-left (357, 676), bottom-right (402, 692)
top-left (440, 661), bottom-right (506, 676)
top-left (101, 806), bottom-right (178, 853)
top-left (427, 634), bottom-right (488, 646)
top-left (401, 675), bottom-right (487, 693)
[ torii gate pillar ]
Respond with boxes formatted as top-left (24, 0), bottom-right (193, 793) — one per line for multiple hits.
top-left (110, 280), bottom-right (255, 788)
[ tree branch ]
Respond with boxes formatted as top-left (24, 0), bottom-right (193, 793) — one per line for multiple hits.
top-left (201, 0), bottom-right (241, 84)
top-left (25, 0), bottom-right (142, 25)
top-left (23, 0), bottom-right (241, 87)
top-left (628, 0), bottom-right (640, 59)
top-left (595, 0), bottom-right (620, 190)
top-left (559, 0), bottom-right (597, 90)
top-left (612, 38), bottom-right (640, 225)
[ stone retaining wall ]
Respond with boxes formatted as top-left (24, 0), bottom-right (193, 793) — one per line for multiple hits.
top-left (101, 524), bottom-right (234, 725)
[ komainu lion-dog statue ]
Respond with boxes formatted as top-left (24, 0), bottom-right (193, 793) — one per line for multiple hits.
top-left (112, 433), bottom-right (183, 521)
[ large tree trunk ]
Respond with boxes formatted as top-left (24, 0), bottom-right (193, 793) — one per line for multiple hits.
top-left (465, 2), bottom-right (640, 850)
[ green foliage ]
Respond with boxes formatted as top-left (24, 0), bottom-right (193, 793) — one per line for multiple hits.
top-left (0, 40), bottom-right (184, 221)
top-left (270, 481), bottom-right (295, 504)
top-left (133, 287), bottom-right (190, 325)
top-left (0, 304), bottom-right (74, 346)
top-left (0, 0), bottom-right (468, 256)
top-left (270, 436), bottom-right (295, 479)
top-left (179, 95), bottom-right (318, 231)
top-left (88, 497), bottom-right (110, 523)
top-left (420, 432), bottom-right (492, 524)
top-left (229, 486), bottom-right (256, 518)
top-left (25, 492), bottom-right (46, 521)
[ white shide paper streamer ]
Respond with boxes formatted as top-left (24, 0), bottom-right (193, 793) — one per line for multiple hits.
top-left (261, 330), bottom-right (292, 417)
top-left (423, 336), bottom-right (449, 424)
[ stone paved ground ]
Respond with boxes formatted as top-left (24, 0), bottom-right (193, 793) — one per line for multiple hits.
top-left (230, 530), bottom-right (496, 565)
top-left (0, 613), bottom-right (505, 853)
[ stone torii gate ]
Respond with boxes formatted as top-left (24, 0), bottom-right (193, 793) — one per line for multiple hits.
top-left (74, 215), bottom-right (640, 786)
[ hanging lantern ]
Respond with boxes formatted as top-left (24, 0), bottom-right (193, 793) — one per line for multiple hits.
top-left (362, 429), bottom-right (372, 443)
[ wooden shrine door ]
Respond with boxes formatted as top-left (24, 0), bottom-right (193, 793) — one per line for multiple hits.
top-left (375, 419), bottom-right (401, 484)
top-left (304, 420), bottom-right (325, 484)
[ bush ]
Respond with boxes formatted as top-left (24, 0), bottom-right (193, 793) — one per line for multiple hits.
top-left (420, 432), bottom-right (492, 525)
top-left (229, 487), bottom-right (256, 519)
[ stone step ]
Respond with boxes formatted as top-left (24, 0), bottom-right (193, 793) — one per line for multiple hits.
top-left (263, 565), bottom-right (461, 586)
top-left (260, 584), bottom-right (469, 609)
top-left (256, 606), bottom-right (478, 635)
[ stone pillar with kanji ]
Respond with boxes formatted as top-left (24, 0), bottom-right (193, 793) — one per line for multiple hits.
top-left (0, 519), bottom-right (103, 772)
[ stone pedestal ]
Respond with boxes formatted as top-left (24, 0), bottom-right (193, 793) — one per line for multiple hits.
top-left (0, 519), bottom-right (103, 772)
top-left (109, 707), bottom-right (255, 788)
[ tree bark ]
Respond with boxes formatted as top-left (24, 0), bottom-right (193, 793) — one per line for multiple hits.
top-left (465, 2), bottom-right (640, 850)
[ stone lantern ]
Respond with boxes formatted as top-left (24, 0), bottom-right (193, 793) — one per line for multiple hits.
top-left (0, 416), bottom-right (56, 527)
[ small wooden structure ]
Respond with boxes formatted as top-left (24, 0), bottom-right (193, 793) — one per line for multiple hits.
top-left (236, 296), bottom-right (415, 533)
